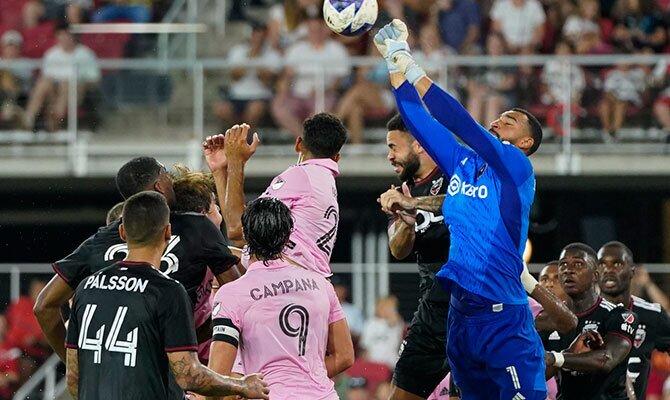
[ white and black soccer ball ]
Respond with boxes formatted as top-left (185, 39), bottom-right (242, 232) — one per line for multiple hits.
top-left (323, 0), bottom-right (378, 37)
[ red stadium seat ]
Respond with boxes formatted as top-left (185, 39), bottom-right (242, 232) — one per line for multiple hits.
top-left (0, 0), bottom-right (29, 31)
top-left (80, 33), bottom-right (130, 59)
top-left (20, 21), bottom-right (56, 59)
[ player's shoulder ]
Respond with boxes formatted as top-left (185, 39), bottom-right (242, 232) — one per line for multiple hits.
top-left (600, 297), bottom-right (620, 312)
top-left (632, 295), bottom-right (663, 313)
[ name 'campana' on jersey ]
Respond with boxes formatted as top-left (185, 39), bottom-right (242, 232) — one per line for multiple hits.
top-left (83, 273), bottom-right (149, 293)
top-left (249, 277), bottom-right (320, 301)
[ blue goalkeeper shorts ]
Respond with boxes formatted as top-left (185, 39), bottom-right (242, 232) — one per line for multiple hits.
top-left (447, 288), bottom-right (547, 400)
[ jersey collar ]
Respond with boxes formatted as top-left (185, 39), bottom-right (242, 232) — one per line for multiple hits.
top-left (247, 258), bottom-right (291, 272)
top-left (116, 261), bottom-right (155, 268)
top-left (575, 295), bottom-right (602, 317)
top-left (299, 158), bottom-right (339, 177)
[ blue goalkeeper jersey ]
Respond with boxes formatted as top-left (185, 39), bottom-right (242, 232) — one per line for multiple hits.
top-left (393, 81), bottom-right (534, 305)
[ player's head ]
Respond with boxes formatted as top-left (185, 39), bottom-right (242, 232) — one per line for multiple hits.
top-left (386, 113), bottom-right (429, 181)
top-left (539, 260), bottom-right (567, 302)
top-left (558, 243), bottom-right (599, 297)
top-left (242, 197), bottom-right (294, 263)
top-left (296, 112), bottom-right (347, 162)
top-left (119, 191), bottom-right (171, 251)
top-left (597, 241), bottom-right (635, 298)
top-left (106, 201), bottom-right (124, 225)
top-left (488, 108), bottom-right (543, 156)
top-left (171, 164), bottom-right (222, 228)
top-left (116, 157), bottom-right (176, 208)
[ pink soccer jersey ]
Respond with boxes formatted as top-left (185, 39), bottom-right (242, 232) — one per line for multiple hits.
top-left (260, 158), bottom-right (340, 277)
top-left (211, 258), bottom-right (345, 400)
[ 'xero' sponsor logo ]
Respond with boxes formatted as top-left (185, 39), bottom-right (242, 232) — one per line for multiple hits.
top-left (447, 174), bottom-right (488, 199)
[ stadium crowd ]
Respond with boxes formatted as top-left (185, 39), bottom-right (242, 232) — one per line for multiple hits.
top-left (220, 0), bottom-right (670, 143)
top-left (0, 0), bottom-right (668, 141)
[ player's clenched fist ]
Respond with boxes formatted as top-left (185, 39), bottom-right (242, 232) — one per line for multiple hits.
top-left (240, 373), bottom-right (270, 399)
top-left (203, 134), bottom-right (227, 173)
top-left (224, 123), bottom-right (260, 164)
top-left (378, 183), bottom-right (417, 225)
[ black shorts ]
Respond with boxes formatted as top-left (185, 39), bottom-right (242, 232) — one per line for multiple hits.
top-left (393, 299), bottom-right (450, 397)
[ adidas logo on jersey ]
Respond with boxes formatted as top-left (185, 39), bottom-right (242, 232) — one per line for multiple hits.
top-left (549, 331), bottom-right (561, 340)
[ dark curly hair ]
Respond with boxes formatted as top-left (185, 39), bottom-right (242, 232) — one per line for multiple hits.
top-left (302, 113), bottom-right (347, 158)
top-left (242, 197), bottom-right (294, 263)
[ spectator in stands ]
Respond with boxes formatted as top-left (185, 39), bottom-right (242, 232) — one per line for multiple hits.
top-left (414, 23), bottom-right (459, 93)
top-left (335, 49), bottom-right (393, 144)
top-left (332, 277), bottom-right (365, 344)
top-left (432, 0), bottom-right (481, 54)
top-left (24, 22), bottom-right (100, 131)
top-left (612, 0), bottom-right (667, 53)
top-left (42, 0), bottom-right (93, 23)
top-left (4, 279), bottom-right (49, 362)
top-left (376, 0), bottom-right (419, 35)
top-left (490, 0), bottom-right (546, 54)
top-left (0, 315), bottom-right (20, 400)
top-left (563, 0), bottom-right (611, 54)
top-left (347, 377), bottom-right (370, 400)
top-left (651, 59), bottom-right (670, 143)
top-left (91, 0), bottom-right (151, 23)
top-left (540, 41), bottom-right (586, 136)
top-left (360, 295), bottom-right (405, 369)
top-left (271, 13), bottom-right (350, 137)
top-left (631, 265), bottom-right (670, 309)
top-left (599, 55), bottom-right (650, 142)
top-left (465, 32), bottom-right (517, 125)
top-left (267, 0), bottom-right (321, 51)
top-left (213, 21), bottom-right (280, 130)
top-left (22, 1), bottom-right (46, 30)
top-left (0, 31), bottom-right (30, 130)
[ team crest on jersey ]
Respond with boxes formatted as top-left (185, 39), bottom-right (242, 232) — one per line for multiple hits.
top-left (622, 312), bottom-right (635, 324)
top-left (583, 321), bottom-right (599, 333)
top-left (430, 177), bottom-right (444, 196)
top-left (271, 177), bottom-right (286, 190)
top-left (634, 325), bottom-right (646, 348)
top-left (212, 302), bottom-right (221, 316)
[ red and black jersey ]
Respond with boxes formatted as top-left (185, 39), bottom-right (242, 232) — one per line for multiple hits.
top-left (53, 212), bottom-right (239, 311)
top-left (540, 296), bottom-right (639, 400)
top-left (66, 261), bottom-right (197, 399)
top-left (397, 167), bottom-right (451, 304)
top-left (625, 295), bottom-right (670, 400)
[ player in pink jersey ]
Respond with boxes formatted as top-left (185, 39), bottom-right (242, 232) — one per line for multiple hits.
top-left (208, 197), bottom-right (354, 399)
top-left (203, 113), bottom-right (347, 277)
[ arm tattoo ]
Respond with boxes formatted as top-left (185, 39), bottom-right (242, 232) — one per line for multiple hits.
top-left (414, 195), bottom-right (445, 214)
top-left (169, 351), bottom-right (242, 396)
top-left (66, 349), bottom-right (79, 400)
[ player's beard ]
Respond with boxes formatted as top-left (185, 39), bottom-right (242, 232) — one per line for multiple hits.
top-left (398, 152), bottom-right (421, 182)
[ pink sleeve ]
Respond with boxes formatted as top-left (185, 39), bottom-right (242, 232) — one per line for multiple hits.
top-left (260, 168), bottom-right (309, 209)
top-left (212, 288), bottom-right (243, 331)
top-left (528, 296), bottom-right (544, 319)
top-left (326, 280), bottom-right (346, 324)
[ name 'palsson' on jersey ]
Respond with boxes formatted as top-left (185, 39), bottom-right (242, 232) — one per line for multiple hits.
top-left (249, 277), bottom-right (320, 301)
top-left (83, 274), bottom-right (149, 293)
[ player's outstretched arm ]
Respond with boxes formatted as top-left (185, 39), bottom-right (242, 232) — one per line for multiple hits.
top-left (66, 348), bottom-right (79, 399)
top-left (222, 124), bottom-right (259, 245)
top-left (391, 77), bottom-right (466, 177)
top-left (168, 350), bottom-right (269, 399)
top-left (33, 275), bottom-right (74, 361)
top-left (547, 333), bottom-right (631, 375)
top-left (325, 318), bottom-right (355, 378)
top-left (204, 134), bottom-right (228, 217)
top-left (531, 285), bottom-right (577, 333)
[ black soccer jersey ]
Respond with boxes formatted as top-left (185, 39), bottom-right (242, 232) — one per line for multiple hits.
top-left (541, 296), bottom-right (639, 400)
top-left (66, 261), bottom-right (198, 399)
top-left (404, 167), bottom-right (450, 303)
top-left (625, 296), bottom-right (670, 400)
top-left (53, 212), bottom-right (239, 311)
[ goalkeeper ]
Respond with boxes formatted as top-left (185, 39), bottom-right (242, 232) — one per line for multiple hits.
top-left (374, 20), bottom-right (548, 400)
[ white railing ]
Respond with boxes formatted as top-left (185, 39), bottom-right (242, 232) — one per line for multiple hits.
top-left (12, 353), bottom-right (64, 400)
top-left (0, 53), bottom-right (668, 176)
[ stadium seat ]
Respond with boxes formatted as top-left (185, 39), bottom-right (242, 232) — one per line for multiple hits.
top-left (0, 0), bottom-right (29, 31)
top-left (20, 21), bottom-right (56, 59)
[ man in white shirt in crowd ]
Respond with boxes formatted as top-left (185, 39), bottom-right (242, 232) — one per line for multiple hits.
top-left (213, 20), bottom-right (281, 129)
top-left (271, 10), bottom-right (351, 137)
top-left (24, 22), bottom-right (100, 131)
top-left (490, 0), bottom-right (546, 54)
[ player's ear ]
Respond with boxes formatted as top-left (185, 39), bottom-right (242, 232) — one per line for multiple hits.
top-left (333, 153), bottom-right (341, 162)
top-left (519, 136), bottom-right (533, 153)
top-left (164, 223), bottom-right (172, 242)
top-left (295, 136), bottom-right (303, 153)
top-left (119, 224), bottom-right (127, 242)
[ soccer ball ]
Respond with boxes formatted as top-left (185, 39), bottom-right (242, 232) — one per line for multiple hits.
top-left (323, 0), bottom-right (378, 37)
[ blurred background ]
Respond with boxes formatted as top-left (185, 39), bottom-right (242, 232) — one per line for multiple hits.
top-left (1, 0), bottom-right (670, 399)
